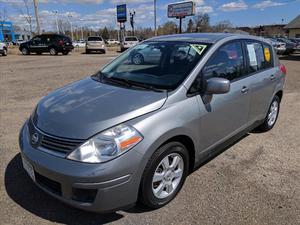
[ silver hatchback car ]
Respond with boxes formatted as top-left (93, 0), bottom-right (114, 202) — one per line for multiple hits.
top-left (19, 33), bottom-right (286, 212)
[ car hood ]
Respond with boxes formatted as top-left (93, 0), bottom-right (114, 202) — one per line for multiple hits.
top-left (33, 77), bottom-right (167, 139)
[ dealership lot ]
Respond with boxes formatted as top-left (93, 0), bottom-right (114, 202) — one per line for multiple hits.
top-left (0, 51), bottom-right (299, 225)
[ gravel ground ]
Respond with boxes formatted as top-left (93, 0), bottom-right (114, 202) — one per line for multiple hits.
top-left (0, 51), bottom-right (299, 225)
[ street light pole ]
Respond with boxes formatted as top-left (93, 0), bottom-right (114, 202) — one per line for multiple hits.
top-left (52, 10), bottom-right (59, 33)
top-left (68, 14), bottom-right (74, 41)
top-left (154, 0), bottom-right (157, 36)
top-left (33, 0), bottom-right (41, 34)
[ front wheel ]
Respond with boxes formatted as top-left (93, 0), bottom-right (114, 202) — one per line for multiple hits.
top-left (257, 95), bottom-right (280, 132)
top-left (21, 48), bottom-right (30, 55)
top-left (62, 51), bottom-right (69, 55)
top-left (139, 142), bottom-right (189, 209)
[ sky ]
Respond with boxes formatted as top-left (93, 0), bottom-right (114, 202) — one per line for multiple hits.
top-left (0, 0), bottom-right (300, 32)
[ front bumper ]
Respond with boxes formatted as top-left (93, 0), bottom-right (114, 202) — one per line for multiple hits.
top-left (19, 121), bottom-right (144, 212)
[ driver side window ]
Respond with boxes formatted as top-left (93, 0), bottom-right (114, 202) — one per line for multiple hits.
top-left (203, 41), bottom-right (245, 81)
top-left (32, 36), bottom-right (41, 45)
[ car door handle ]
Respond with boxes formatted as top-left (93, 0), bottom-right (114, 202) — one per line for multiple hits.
top-left (270, 75), bottom-right (275, 80)
top-left (241, 86), bottom-right (249, 94)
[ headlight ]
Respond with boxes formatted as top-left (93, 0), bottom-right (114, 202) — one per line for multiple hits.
top-left (67, 124), bottom-right (143, 163)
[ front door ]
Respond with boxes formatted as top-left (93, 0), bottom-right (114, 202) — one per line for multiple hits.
top-left (196, 40), bottom-right (251, 152)
top-left (29, 35), bottom-right (44, 53)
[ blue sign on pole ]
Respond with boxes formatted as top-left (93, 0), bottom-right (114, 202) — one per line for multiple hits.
top-left (117, 4), bottom-right (127, 23)
top-left (0, 21), bottom-right (15, 42)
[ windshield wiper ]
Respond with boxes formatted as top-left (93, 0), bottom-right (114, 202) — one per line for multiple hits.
top-left (102, 75), bottom-right (166, 92)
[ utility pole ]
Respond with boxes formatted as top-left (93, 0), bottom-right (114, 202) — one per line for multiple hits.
top-left (33, 0), bottom-right (41, 34)
top-left (154, 0), bottom-right (157, 36)
top-left (52, 10), bottom-right (59, 33)
top-left (68, 14), bottom-right (74, 41)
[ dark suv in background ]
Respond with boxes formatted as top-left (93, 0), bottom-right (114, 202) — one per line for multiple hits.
top-left (19, 34), bottom-right (74, 56)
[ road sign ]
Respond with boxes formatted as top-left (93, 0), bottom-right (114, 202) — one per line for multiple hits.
top-left (168, 1), bottom-right (195, 18)
top-left (117, 4), bottom-right (127, 23)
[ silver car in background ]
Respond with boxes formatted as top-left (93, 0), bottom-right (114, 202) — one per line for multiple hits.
top-left (85, 36), bottom-right (106, 54)
top-left (19, 33), bottom-right (286, 213)
top-left (121, 36), bottom-right (139, 51)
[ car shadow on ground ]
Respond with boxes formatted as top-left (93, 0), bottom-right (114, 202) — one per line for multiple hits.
top-left (5, 133), bottom-right (250, 220)
top-left (279, 54), bottom-right (300, 61)
top-left (4, 153), bottom-right (123, 225)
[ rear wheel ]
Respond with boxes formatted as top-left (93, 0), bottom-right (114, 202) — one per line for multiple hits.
top-left (132, 53), bottom-right (144, 65)
top-left (21, 48), bottom-right (30, 55)
top-left (257, 95), bottom-right (280, 132)
top-left (49, 48), bottom-right (58, 56)
top-left (139, 142), bottom-right (189, 209)
top-left (85, 49), bottom-right (90, 54)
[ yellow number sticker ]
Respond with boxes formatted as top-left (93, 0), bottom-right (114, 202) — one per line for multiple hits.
top-left (264, 47), bottom-right (271, 62)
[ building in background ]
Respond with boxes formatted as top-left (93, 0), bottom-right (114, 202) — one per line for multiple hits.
top-left (237, 24), bottom-right (286, 37)
top-left (284, 15), bottom-right (300, 38)
top-left (0, 21), bottom-right (15, 42)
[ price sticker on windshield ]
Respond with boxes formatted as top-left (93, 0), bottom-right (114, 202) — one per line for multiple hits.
top-left (191, 44), bottom-right (207, 55)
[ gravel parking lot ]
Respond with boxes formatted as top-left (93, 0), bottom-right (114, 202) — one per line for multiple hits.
top-left (0, 51), bottom-right (299, 225)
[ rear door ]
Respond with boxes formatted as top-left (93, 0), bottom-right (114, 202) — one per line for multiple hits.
top-left (243, 40), bottom-right (277, 122)
top-left (196, 40), bottom-right (251, 151)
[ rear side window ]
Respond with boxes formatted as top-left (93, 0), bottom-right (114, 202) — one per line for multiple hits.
top-left (88, 37), bottom-right (103, 41)
top-left (245, 41), bottom-right (273, 73)
top-left (202, 41), bottom-right (245, 81)
top-left (125, 37), bottom-right (138, 41)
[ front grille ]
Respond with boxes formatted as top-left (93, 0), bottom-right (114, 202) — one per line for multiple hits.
top-left (35, 172), bottom-right (62, 196)
top-left (28, 118), bottom-right (84, 156)
top-left (40, 135), bottom-right (83, 154)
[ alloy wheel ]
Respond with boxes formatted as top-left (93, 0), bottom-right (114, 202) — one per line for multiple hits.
top-left (152, 153), bottom-right (184, 199)
top-left (267, 100), bottom-right (279, 127)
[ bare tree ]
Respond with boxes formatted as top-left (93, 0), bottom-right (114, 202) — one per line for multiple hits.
top-left (14, 0), bottom-right (33, 33)
top-left (193, 13), bottom-right (210, 32)
top-left (212, 20), bottom-right (233, 32)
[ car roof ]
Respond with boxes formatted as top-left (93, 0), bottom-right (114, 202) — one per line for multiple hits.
top-left (147, 33), bottom-right (266, 44)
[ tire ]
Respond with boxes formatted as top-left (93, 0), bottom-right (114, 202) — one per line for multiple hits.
top-left (131, 53), bottom-right (144, 65)
top-left (2, 47), bottom-right (7, 56)
top-left (139, 142), bottom-right (189, 209)
top-left (36, 52), bottom-right (42, 55)
top-left (86, 49), bottom-right (90, 54)
top-left (257, 95), bottom-right (280, 132)
top-left (49, 48), bottom-right (58, 56)
top-left (62, 51), bottom-right (69, 55)
top-left (21, 48), bottom-right (30, 55)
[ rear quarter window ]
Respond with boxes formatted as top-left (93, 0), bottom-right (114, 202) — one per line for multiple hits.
top-left (125, 37), bottom-right (138, 41)
top-left (88, 37), bottom-right (103, 41)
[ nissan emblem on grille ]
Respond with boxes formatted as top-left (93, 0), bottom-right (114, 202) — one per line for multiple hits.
top-left (31, 132), bottom-right (39, 145)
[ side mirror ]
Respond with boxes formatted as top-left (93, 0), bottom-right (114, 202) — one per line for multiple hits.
top-left (206, 77), bottom-right (230, 94)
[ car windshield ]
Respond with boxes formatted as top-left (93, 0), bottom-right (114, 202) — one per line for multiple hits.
top-left (100, 41), bottom-right (210, 90)
top-left (88, 37), bottom-right (102, 41)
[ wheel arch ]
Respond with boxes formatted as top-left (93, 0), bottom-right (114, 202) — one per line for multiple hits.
top-left (275, 90), bottom-right (283, 102)
top-left (156, 135), bottom-right (196, 173)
